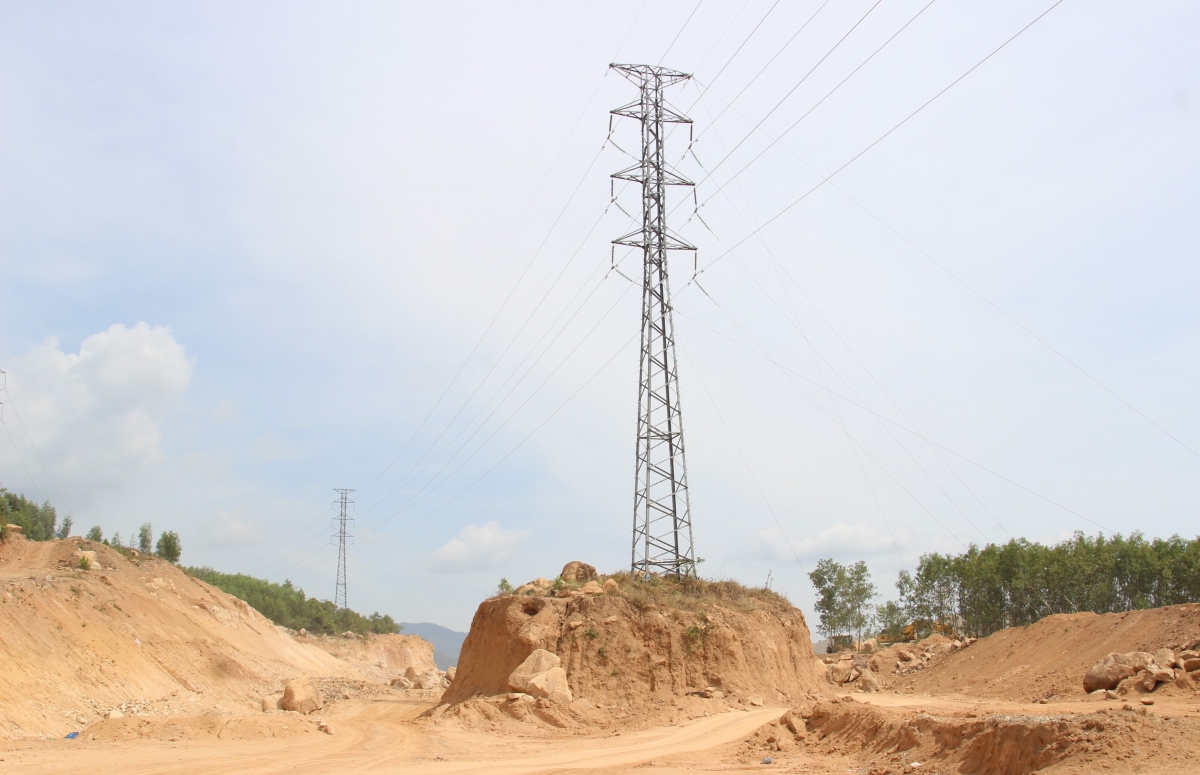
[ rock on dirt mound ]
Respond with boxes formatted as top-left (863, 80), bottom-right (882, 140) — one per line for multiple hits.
top-left (441, 570), bottom-right (827, 720)
top-left (897, 603), bottom-right (1200, 702)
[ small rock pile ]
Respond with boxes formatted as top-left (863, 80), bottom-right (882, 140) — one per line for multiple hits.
top-left (1083, 644), bottom-right (1200, 696)
top-left (391, 665), bottom-right (453, 692)
top-left (822, 653), bottom-right (883, 693)
top-left (821, 634), bottom-right (976, 692)
top-left (512, 562), bottom-right (620, 598)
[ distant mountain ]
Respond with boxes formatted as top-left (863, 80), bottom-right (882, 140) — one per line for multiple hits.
top-left (400, 622), bottom-right (467, 669)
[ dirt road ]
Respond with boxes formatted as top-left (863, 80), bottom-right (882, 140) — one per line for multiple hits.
top-left (0, 702), bottom-right (783, 775)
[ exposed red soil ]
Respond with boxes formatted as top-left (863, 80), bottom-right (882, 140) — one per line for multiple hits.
top-left (441, 583), bottom-right (827, 731)
top-left (895, 604), bottom-right (1200, 701)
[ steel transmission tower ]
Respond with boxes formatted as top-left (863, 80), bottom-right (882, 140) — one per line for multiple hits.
top-left (610, 64), bottom-right (697, 579)
top-left (333, 488), bottom-right (354, 610)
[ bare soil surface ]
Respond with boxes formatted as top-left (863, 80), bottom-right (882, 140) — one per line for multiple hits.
top-left (895, 605), bottom-right (1200, 702)
top-left (0, 533), bottom-right (433, 739)
top-left (5, 541), bottom-right (1199, 773)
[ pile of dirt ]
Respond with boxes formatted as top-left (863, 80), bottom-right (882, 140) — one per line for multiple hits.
top-left (436, 562), bottom-right (827, 731)
top-left (729, 698), bottom-right (1200, 774)
top-left (0, 533), bottom-right (417, 739)
top-left (898, 604), bottom-right (1200, 702)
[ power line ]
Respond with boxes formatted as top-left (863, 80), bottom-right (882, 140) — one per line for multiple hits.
top-left (690, 0), bottom-right (837, 141)
top-left (689, 0), bottom-right (1067, 283)
top-left (360, 330), bottom-right (639, 545)
top-left (680, 342), bottom-right (807, 573)
top-left (687, 0), bottom-right (939, 212)
top-left (659, 0), bottom-right (706, 65)
top-left (686, 0), bottom-right (885, 195)
top-left (675, 307), bottom-right (1114, 535)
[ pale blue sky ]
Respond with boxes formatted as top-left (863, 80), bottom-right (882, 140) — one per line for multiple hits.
top-left (1, 1), bottom-right (1197, 631)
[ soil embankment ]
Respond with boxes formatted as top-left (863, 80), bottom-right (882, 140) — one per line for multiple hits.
top-left (438, 566), bottom-right (827, 731)
top-left (898, 604), bottom-right (1200, 701)
top-left (0, 533), bottom-right (422, 739)
top-left (729, 696), bottom-right (1200, 774)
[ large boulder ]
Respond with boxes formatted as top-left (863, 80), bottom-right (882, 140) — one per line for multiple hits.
top-left (560, 561), bottom-right (597, 583)
top-left (280, 677), bottom-right (322, 714)
top-left (412, 669), bottom-right (444, 690)
top-left (508, 649), bottom-right (561, 693)
top-left (828, 660), bottom-right (856, 684)
top-left (525, 667), bottom-right (573, 705)
top-left (1154, 648), bottom-right (1176, 669)
top-left (1083, 652), bottom-right (1154, 693)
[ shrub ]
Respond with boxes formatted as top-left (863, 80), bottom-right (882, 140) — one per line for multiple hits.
top-left (605, 571), bottom-right (791, 614)
top-left (86, 526), bottom-right (103, 542)
top-left (497, 578), bottom-right (513, 595)
top-left (155, 531), bottom-right (182, 563)
top-left (79, 555), bottom-right (91, 570)
top-left (138, 523), bottom-right (153, 553)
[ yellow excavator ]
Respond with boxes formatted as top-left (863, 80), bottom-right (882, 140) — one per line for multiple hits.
top-left (878, 620), bottom-right (961, 644)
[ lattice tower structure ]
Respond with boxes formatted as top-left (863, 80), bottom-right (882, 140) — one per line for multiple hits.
top-left (610, 63), bottom-right (697, 579)
top-left (333, 488), bottom-right (354, 610)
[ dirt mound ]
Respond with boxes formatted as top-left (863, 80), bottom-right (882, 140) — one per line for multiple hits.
top-left (299, 632), bottom-right (435, 682)
top-left (0, 534), bottom-right (409, 739)
top-left (731, 699), bottom-right (1200, 774)
top-left (897, 603), bottom-right (1200, 701)
top-left (440, 569), bottom-right (827, 729)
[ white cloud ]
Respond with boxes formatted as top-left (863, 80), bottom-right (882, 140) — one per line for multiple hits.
top-left (1, 322), bottom-right (191, 507)
top-left (428, 521), bottom-right (528, 573)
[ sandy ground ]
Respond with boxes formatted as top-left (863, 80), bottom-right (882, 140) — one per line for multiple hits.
top-left (4, 693), bottom-right (1198, 775)
top-left (0, 700), bottom-right (783, 774)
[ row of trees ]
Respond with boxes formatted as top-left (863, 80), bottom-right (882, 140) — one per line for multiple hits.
top-left (1, 489), bottom-right (182, 563)
top-left (1, 489), bottom-right (62, 540)
top-left (84, 523), bottom-right (182, 563)
top-left (186, 566), bottom-right (400, 636)
top-left (810, 531), bottom-right (1200, 642)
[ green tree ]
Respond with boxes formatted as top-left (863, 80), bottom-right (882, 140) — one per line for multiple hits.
top-left (185, 566), bottom-right (402, 636)
top-left (86, 525), bottom-right (103, 542)
top-left (0, 489), bottom-right (58, 540)
top-left (56, 516), bottom-right (73, 539)
top-left (138, 523), bottom-right (153, 553)
top-left (808, 559), bottom-right (878, 647)
top-left (110, 530), bottom-right (121, 547)
top-left (808, 558), bottom-right (848, 640)
top-left (156, 531), bottom-right (182, 563)
top-left (843, 561), bottom-right (877, 647)
top-left (876, 600), bottom-right (907, 640)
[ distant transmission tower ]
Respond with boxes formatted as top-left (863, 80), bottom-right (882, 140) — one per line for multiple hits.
top-left (610, 64), bottom-right (697, 579)
top-left (333, 488), bottom-right (354, 610)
